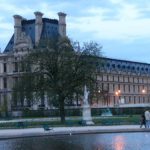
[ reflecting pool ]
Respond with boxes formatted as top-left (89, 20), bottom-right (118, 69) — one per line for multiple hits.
top-left (0, 132), bottom-right (150, 150)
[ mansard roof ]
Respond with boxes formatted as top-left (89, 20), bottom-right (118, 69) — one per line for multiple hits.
top-left (100, 57), bottom-right (150, 75)
top-left (4, 18), bottom-right (58, 53)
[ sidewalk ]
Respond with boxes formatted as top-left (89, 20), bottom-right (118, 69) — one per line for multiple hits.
top-left (0, 125), bottom-right (150, 140)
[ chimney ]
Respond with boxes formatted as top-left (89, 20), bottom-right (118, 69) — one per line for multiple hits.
top-left (58, 12), bottom-right (67, 37)
top-left (13, 15), bottom-right (22, 44)
top-left (34, 11), bottom-right (43, 46)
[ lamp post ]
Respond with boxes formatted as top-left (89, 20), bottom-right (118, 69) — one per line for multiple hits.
top-left (142, 89), bottom-right (146, 104)
top-left (142, 89), bottom-right (146, 94)
top-left (115, 90), bottom-right (121, 115)
top-left (115, 90), bottom-right (121, 106)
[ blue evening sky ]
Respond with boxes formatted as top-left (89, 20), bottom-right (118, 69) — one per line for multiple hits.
top-left (1, 0), bottom-right (150, 63)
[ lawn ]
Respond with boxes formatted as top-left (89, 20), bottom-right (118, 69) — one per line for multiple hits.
top-left (0, 115), bottom-right (141, 129)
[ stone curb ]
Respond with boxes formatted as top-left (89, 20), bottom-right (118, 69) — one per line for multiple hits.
top-left (0, 126), bottom-right (150, 140)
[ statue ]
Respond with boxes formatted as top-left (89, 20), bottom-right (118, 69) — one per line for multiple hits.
top-left (83, 85), bottom-right (89, 105)
top-left (82, 85), bottom-right (94, 125)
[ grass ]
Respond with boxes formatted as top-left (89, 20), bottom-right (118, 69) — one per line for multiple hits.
top-left (93, 115), bottom-right (140, 125)
top-left (0, 115), bottom-right (141, 129)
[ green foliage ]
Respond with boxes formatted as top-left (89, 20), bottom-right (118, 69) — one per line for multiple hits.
top-left (82, 41), bottom-right (102, 56)
top-left (0, 115), bottom-right (141, 129)
top-left (93, 115), bottom-right (140, 125)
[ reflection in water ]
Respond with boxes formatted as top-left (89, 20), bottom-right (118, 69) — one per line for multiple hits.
top-left (114, 136), bottom-right (125, 150)
top-left (0, 132), bottom-right (150, 150)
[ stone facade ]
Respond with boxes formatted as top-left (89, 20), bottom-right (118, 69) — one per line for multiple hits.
top-left (0, 11), bottom-right (150, 115)
top-left (0, 11), bottom-right (66, 113)
top-left (92, 58), bottom-right (150, 108)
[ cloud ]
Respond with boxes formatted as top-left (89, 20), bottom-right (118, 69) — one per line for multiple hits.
top-left (0, 18), bottom-right (13, 50)
top-left (0, 32), bottom-right (13, 50)
top-left (0, 22), bottom-right (13, 30)
top-left (118, 4), bottom-right (141, 20)
top-left (102, 37), bottom-right (150, 63)
top-left (109, 0), bottom-right (125, 5)
top-left (1, 0), bottom-right (150, 62)
top-left (68, 1), bottom-right (150, 43)
top-left (0, 2), bottom-right (33, 16)
top-left (84, 7), bottom-right (110, 16)
top-left (69, 16), bottom-right (150, 41)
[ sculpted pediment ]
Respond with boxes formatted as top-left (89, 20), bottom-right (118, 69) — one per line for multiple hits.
top-left (14, 32), bottom-right (33, 50)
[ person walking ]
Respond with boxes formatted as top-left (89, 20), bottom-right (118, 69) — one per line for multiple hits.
top-left (144, 110), bottom-right (150, 128)
top-left (140, 114), bottom-right (146, 128)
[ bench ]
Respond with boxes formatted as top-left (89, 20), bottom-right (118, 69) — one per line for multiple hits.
top-left (43, 124), bottom-right (53, 131)
top-left (16, 121), bottom-right (27, 128)
top-left (78, 120), bottom-right (87, 126)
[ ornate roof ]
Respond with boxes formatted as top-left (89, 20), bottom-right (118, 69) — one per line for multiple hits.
top-left (4, 18), bottom-right (58, 52)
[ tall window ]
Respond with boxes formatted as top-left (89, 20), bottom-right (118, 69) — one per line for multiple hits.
top-left (133, 85), bottom-right (135, 93)
top-left (123, 84), bottom-right (125, 92)
top-left (134, 96), bottom-right (136, 104)
top-left (129, 96), bottom-right (131, 103)
top-left (113, 84), bottom-right (115, 91)
top-left (3, 78), bottom-right (7, 88)
top-left (3, 63), bottom-right (7, 73)
top-left (20, 62), bottom-right (25, 72)
top-left (138, 86), bottom-right (140, 93)
top-left (107, 75), bottom-right (109, 81)
top-left (107, 83), bottom-right (109, 91)
top-left (14, 62), bottom-right (18, 72)
top-left (142, 78), bottom-right (144, 83)
top-left (128, 85), bottom-right (130, 93)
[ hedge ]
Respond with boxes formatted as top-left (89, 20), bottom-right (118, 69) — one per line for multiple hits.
top-left (19, 107), bottom-right (149, 118)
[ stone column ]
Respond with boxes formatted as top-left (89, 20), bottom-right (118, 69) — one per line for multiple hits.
top-left (13, 15), bottom-right (22, 44)
top-left (58, 12), bottom-right (67, 37)
top-left (34, 11), bottom-right (43, 46)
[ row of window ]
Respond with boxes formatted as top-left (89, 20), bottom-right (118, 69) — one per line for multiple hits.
top-left (2, 62), bottom-right (30, 73)
top-left (113, 96), bottom-right (149, 104)
top-left (97, 83), bottom-right (148, 94)
top-left (92, 95), bottom-right (149, 106)
top-left (3, 79), bottom-right (148, 94)
top-left (3, 77), bottom-right (19, 89)
top-left (98, 75), bottom-right (149, 84)
top-left (104, 63), bottom-right (149, 72)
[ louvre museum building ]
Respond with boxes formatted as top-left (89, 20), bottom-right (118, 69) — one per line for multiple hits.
top-left (1, 11), bottom-right (150, 115)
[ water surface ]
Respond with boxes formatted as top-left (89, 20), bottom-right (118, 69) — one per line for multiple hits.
top-left (0, 132), bottom-right (150, 150)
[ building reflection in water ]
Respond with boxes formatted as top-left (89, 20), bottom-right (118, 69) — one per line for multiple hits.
top-left (114, 135), bottom-right (125, 150)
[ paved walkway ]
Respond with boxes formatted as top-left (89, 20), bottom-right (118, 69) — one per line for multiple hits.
top-left (0, 125), bottom-right (150, 140)
top-left (0, 117), bottom-right (149, 140)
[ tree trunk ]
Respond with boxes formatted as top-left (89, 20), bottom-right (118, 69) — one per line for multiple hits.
top-left (59, 97), bottom-right (65, 123)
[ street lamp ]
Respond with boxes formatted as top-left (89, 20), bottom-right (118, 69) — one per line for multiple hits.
top-left (115, 90), bottom-right (121, 106)
top-left (142, 89), bottom-right (147, 104)
top-left (115, 90), bottom-right (121, 115)
top-left (142, 89), bottom-right (146, 94)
